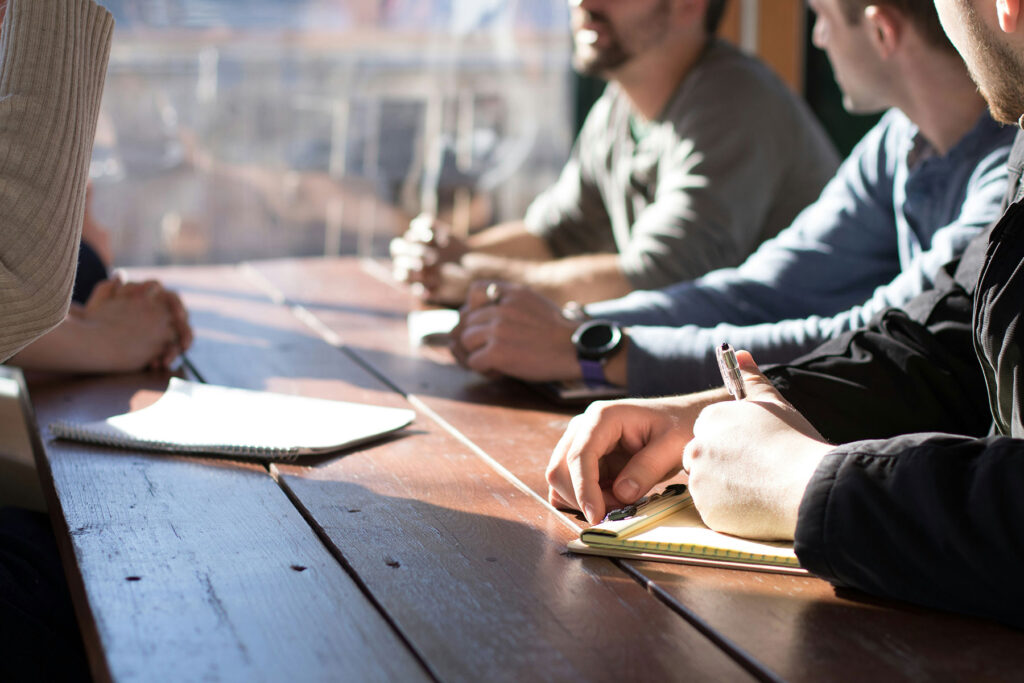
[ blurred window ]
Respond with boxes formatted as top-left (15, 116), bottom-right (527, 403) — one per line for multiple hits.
top-left (91, 0), bottom-right (573, 265)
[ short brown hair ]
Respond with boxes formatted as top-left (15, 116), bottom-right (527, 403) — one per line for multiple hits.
top-left (836, 0), bottom-right (955, 52)
top-left (705, 0), bottom-right (729, 35)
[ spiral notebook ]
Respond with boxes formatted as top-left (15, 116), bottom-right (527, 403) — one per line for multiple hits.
top-left (568, 484), bottom-right (806, 574)
top-left (49, 378), bottom-right (415, 460)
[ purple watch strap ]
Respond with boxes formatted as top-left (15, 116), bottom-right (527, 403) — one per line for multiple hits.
top-left (579, 358), bottom-right (606, 386)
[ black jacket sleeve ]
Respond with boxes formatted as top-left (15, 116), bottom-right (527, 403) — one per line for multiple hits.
top-left (777, 136), bottom-right (1024, 628)
top-left (795, 433), bottom-right (1024, 629)
top-left (764, 232), bottom-right (993, 444)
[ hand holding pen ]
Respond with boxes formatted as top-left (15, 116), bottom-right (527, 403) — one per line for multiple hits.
top-left (545, 345), bottom-right (833, 531)
top-left (683, 347), bottom-right (833, 540)
top-left (545, 344), bottom-right (755, 525)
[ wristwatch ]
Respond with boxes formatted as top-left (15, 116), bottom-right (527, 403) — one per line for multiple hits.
top-left (571, 319), bottom-right (623, 385)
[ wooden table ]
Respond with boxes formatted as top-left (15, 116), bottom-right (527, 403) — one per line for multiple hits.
top-left (27, 257), bottom-right (1024, 682)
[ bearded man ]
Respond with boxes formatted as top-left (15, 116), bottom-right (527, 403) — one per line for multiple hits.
top-left (391, 0), bottom-right (839, 305)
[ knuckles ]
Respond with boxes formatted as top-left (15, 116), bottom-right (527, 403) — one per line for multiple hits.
top-left (544, 460), bottom-right (560, 487)
top-left (583, 400), bottom-right (618, 422)
top-left (682, 439), bottom-right (704, 469)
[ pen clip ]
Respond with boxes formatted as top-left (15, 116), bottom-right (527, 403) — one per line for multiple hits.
top-left (602, 483), bottom-right (687, 522)
top-left (716, 342), bottom-right (746, 400)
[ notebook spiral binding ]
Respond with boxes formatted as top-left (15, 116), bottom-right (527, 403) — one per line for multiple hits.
top-left (48, 420), bottom-right (302, 461)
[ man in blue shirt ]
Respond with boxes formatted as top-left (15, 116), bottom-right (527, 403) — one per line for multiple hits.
top-left (449, 0), bottom-right (1014, 396)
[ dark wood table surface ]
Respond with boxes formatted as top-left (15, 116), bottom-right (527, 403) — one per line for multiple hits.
top-left (27, 257), bottom-right (1024, 682)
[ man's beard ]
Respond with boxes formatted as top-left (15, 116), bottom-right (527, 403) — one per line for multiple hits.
top-left (960, 2), bottom-right (1024, 124)
top-left (573, 46), bottom-right (630, 77)
top-left (571, 1), bottom-right (672, 78)
top-left (572, 19), bottom-right (630, 76)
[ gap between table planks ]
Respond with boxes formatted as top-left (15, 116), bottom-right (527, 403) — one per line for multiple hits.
top-left (132, 263), bottom-right (756, 682)
top-left (244, 255), bottom-right (1024, 683)
top-left (29, 370), bottom-right (429, 683)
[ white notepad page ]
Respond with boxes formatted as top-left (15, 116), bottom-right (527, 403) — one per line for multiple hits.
top-left (50, 378), bottom-right (415, 459)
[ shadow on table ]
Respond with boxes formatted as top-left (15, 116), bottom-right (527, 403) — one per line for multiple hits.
top-left (185, 322), bottom-right (412, 399)
top-left (166, 281), bottom-right (410, 321)
top-left (272, 476), bottom-right (731, 681)
top-left (626, 556), bottom-right (1024, 680)
top-left (341, 344), bottom-right (582, 415)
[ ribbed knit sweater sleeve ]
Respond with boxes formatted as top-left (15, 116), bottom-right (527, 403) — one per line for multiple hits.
top-left (0, 0), bottom-right (113, 361)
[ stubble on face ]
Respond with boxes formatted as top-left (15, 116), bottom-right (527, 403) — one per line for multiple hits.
top-left (949, 0), bottom-right (1024, 124)
top-left (571, 0), bottom-right (673, 77)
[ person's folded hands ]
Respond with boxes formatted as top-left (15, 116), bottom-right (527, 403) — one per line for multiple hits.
top-left (450, 281), bottom-right (578, 382)
top-left (390, 213), bottom-right (469, 303)
top-left (81, 278), bottom-right (189, 371)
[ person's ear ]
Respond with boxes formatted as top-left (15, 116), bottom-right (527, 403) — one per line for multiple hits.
top-left (998, 0), bottom-right (1020, 33)
top-left (863, 4), bottom-right (900, 58)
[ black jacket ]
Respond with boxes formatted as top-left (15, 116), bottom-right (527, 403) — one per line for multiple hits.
top-left (768, 130), bottom-right (1024, 628)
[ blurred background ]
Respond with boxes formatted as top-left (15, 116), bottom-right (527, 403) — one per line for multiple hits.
top-left (88, 0), bottom-right (874, 268)
top-left (90, 0), bottom-right (575, 266)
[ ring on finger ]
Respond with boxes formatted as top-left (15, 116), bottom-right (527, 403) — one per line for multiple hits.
top-left (485, 282), bottom-right (502, 305)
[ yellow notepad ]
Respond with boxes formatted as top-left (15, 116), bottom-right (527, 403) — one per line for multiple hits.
top-left (568, 485), bottom-right (806, 574)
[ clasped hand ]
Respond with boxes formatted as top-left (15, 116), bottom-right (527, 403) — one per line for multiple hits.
top-left (390, 214), bottom-right (470, 305)
top-left (77, 277), bottom-right (193, 371)
top-left (547, 350), bottom-right (833, 541)
top-left (449, 281), bottom-right (579, 382)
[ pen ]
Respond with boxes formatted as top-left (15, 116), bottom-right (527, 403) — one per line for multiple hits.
top-left (715, 342), bottom-right (746, 400)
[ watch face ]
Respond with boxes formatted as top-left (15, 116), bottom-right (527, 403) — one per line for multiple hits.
top-left (579, 323), bottom-right (614, 348)
top-left (572, 320), bottom-right (622, 359)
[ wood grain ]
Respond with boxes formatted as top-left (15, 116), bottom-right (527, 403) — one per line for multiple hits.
top-left (30, 276), bottom-right (428, 682)
top-left (246, 258), bottom-right (571, 497)
top-left (132, 264), bottom-right (754, 681)
top-left (247, 256), bottom-right (1024, 682)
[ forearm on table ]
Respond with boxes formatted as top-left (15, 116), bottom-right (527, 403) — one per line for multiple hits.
top-left (522, 253), bottom-right (633, 305)
top-left (7, 313), bottom-right (107, 373)
top-left (584, 253), bottom-right (852, 331)
top-left (461, 252), bottom-right (631, 306)
top-left (466, 221), bottom-right (553, 260)
top-left (0, 0), bottom-right (113, 361)
top-left (605, 326), bottom-right (734, 400)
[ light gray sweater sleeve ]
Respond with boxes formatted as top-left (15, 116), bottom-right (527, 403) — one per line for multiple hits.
top-left (614, 86), bottom-right (833, 290)
top-left (0, 0), bottom-right (113, 361)
top-left (585, 114), bottom-right (907, 330)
